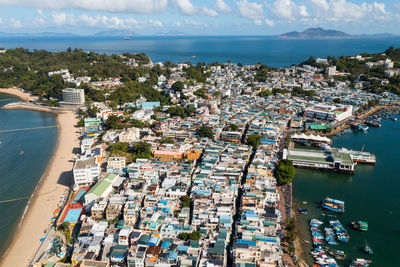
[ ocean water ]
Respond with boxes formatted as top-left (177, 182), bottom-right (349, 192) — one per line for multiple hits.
top-left (293, 116), bottom-right (400, 266)
top-left (1, 36), bottom-right (400, 67)
top-left (0, 93), bottom-right (58, 258)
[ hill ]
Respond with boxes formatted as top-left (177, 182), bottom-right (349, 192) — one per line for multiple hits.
top-left (280, 27), bottom-right (351, 38)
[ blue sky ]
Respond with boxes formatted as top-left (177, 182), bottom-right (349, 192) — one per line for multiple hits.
top-left (0, 0), bottom-right (398, 35)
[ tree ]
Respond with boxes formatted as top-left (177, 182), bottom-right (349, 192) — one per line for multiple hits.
top-left (276, 159), bottom-right (295, 185)
top-left (246, 134), bottom-right (261, 149)
top-left (189, 231), bottom-right (201, 241)
top-left (171, 81), bottom-right (184, 92)
top-left (180, 195), bottom-right (191, 208)
top-left (333, 98), bottom-right (341, 104)
top-left (194, 88), bottom-right (208, 99)
top-left (105, 115), bottom-right (121, 129)
top-left (197, 125), bottom-right (214, 140)
top-left (229, 124), bottom-right (238, 131)
top-left (160, 137), bottom-right (175, 144)
top-left (130, 141), bottom-right (152, 159)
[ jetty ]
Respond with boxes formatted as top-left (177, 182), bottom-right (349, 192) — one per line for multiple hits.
top-left (1, 102), bottom-right (62, 113)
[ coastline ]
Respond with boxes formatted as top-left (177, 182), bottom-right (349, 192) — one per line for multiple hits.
top-left (0, 88), bottom-right (34, 102)
top-left (0, 110), bottom-right (79, 267)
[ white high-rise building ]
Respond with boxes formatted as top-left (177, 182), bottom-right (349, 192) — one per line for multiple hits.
top-left (62, 88), bottom-right (85, 104)
top-left (73, 157), bottom-right (100, 189)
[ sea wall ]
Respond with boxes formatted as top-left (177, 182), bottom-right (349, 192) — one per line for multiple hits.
top-left (1, 102), bottom-right (62, 114)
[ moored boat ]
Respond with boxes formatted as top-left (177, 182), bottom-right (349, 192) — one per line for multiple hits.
top-left (350, 258), bottom-right (372, 267)
top-left (351, 221), bottom-right (368, 231)
top-left (363, 243), bottom-right (373, 255)
top-left (321, 197), bottom-right (345, 213)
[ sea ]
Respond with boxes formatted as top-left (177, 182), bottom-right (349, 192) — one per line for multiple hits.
top-left (0, 36), bottom-right (399, 264)
top-left (0, 93), bottom-right (58, 258)
top-left (293, 115), bottom-right (400, 266)
top-left (1, 36), bottom-right (400, 67)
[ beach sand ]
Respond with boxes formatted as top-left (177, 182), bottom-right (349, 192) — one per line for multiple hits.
top-left (0, 111), bottom-right (79, 267)
top-left (0, 88), bottom-right (33, 102)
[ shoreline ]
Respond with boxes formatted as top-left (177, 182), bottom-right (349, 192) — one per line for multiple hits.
top-left (0, 109), bottom-right (79, 267)
top-left (0, 88), bottom-right (34, 102)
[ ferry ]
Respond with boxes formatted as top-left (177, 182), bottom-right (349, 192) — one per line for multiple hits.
top-left (351, 221), bottom-right (368, 231)
top-left (321, 197), bottom-right (345, 213)
top-left (339, 148), bottom-right (376, 164)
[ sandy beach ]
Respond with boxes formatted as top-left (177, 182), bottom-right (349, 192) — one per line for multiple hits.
top-left (0, 88), bottom-right (34, 102)
top-left (0, 110), bottom-right (79, 267)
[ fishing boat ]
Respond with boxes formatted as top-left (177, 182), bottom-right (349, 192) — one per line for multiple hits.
top-left (122, 36), bottom-right (131, 40)
top-left (324, 227), bottom-right (338, 245)
top-left (298, 208), bottom-right (309, 215)
top-left (329, 220), bottom-right (350, 242)
top-left (328, 249), bottom-right (346, 260)
top-left (351, 221), bottom-right (368, 231)
top-left (321, 197), bottom-right (345, 213)
top-left (19, 150), bottom-right (24, 155)
top-left (302, 201), bottom-right (308, 204)
top-left (363, 243), bottom-right (373, 254)
top-left (350, 258), bottom-right (372, 267)
top-left (390, 117), bottom-right (398, 122)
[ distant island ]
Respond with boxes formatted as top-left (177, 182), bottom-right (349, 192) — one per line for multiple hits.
top-left (279, 27), bottom-right (393, 39)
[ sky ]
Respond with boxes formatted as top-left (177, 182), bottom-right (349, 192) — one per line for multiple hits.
top-left (0, 0), bottom-right (398, 35)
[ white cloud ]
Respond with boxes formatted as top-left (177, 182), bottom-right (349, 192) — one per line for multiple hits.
top-left (309, 0), bottom-right (389, 22)
top-left (37, 9), bottom-right (44, 17)
top-left (76, 14), bottom-right (163, 29)
top-left (10, 18), bottom-right (22, 28)
top-left (52, 12), bottom-right (75, 25)
top-left (254, 19), bottom-right (262, 25)
top-left (265, 18), bottom-right (274, 26)
top-left (215, 0), bottom-right (232, 13)
top-left (33, 17), bottom-right (45, 25)
top-left (236, 0), bottom-right (264, 19)
top-left (0, 0), bottom-right (169, 14)
top-left (174, 0), bottom-right (218, 16)
top-left (270, 0), bottom-right (309, 20)
top-left (148, 19), bottom-right (163, 27)
top-left (0, 17), bottom-right (2, 24)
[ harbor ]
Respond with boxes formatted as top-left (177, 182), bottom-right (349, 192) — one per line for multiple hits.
top-left (293, 115), bottom-right (400, 266)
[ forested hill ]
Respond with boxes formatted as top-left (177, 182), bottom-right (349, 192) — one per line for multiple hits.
top-left (0, 48), bottom-right (176, 108)
top-left (300, 46), bottom-right (400, 95)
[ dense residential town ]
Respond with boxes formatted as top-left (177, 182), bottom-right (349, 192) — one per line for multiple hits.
top-left (4, 49), bottom-right (400, 267)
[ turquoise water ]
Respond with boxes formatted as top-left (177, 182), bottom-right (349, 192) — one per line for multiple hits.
top-left (293, 116), bottom-right (400, 266)
top-left (1, 36), bottom-right (400, 67)
top-left (0, 93), bottom-right (58, 257)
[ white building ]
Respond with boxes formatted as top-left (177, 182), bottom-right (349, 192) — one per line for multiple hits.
top-left (81, 138), bottom-right (95, 154)
top-left (316, 58), bottom-right (328, 64)
top-left (107, 157), bottom-right (126, 172)
top-left (73, 157), bottom-right (100, 189)
top-left (118, 128), bottom-right (140, 143)
top-left (326, 66), bottom-right (336, 76)
top-left (62, 88), bottom-right (85, 105)
top-left (0, 48), bottom-right (6, 54)
top-left (304, 104), bottom-right (353, 122)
